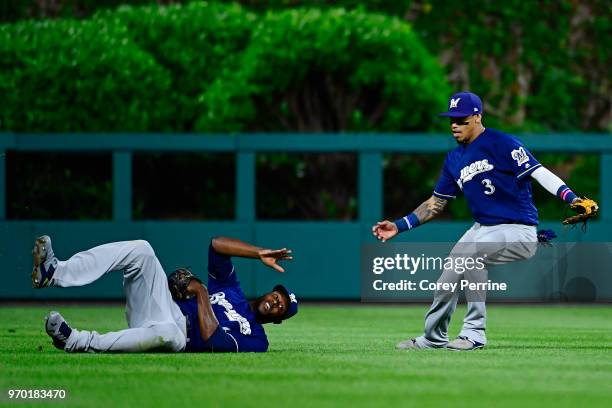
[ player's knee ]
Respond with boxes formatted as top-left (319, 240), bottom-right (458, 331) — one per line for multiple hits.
top-left (153, 324), bottom-right (185, 352)
top-left (524, 241), bottom-right (538, 260)
top-left (434, 290), bottom-right (456, 303)
top-left (166, 332), bottom-right (186, 352)
top-left (132, 240), bottom-right (155, 258)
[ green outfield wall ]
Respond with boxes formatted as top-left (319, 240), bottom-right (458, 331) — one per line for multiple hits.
top-left (1, 133), bottom-right (611, 301)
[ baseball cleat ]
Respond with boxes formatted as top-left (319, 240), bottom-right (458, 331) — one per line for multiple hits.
top-left (32, 235), bottom-right (56, 288)
top-left (45, 311), bottom-right (73, 350)
top-left (446, 336), bottom-right (485, 351)
top-left (396, 338), bottom-right (420, 350)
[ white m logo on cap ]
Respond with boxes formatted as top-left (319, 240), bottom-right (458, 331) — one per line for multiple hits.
top-left (449, 98), bottom-right (461, 109)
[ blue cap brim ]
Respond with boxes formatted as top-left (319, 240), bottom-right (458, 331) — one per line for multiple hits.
top-left (439, 111), bottom-right (474, 117)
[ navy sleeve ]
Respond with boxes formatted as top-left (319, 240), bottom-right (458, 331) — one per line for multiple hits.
top-left (204, 325), bottom-right (268, 353)
top-left (230, 330), bottom-right (269, 352)
top-left (501, 136), bottom-right (541, 180)
top-left (207, 242), bottom-right (237, 285)
top-left (433, 154), bottom-right (460, 199)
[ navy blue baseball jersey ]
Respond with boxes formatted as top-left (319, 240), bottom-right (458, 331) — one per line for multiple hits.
top-left (433, 128), bottom-right (541, 225)
top-left (175, 244), bottom-right (268, 352)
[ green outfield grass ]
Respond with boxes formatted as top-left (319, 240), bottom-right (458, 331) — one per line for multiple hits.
top-left (1, 304), bottom-right (611, 408)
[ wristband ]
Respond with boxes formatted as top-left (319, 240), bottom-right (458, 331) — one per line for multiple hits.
top-left (557, 185), bottom-right (577, 204)
top-left (393, 213), bottom-right (421, 233)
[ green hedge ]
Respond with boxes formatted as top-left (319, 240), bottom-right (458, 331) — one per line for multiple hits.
top-left (0, 2), bottom-right (256, 132)
top-left (198, 8), bottom-right (449, 132)
top-left (0, 18), bottom-right (173, 131)
top-left (1, 4), bottom-right (447, 133)
top-left (94, 2), bottom-right (256, 130)
top-left (5, 1), bottom-right (608, 131)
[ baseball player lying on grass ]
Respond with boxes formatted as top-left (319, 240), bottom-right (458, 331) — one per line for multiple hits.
top-left (32, 236), bottom-right (298, 353)
top-left (373, 91), bottom-right (598, 351)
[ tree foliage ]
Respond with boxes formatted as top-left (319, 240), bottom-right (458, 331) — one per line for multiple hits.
top-left (1, 3), bottom-right (448, 133)
top-left (3, 0), bottom-right (608, 131)
top-left (407, 0), bottom-right (611, 132)
top-left (197, 8), bottom-right (449, 132)
top-left (229, 0), bottom-right (611, 132)
top-left (0, 18), bottom-right (173, 131)
top-left (94, 2), bottom-right (256, 130)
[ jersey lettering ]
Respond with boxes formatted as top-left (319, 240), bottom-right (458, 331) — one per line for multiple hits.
top-left (209, 292), bottom-right (252, 335)
top-left (457, 159), bottom-right (494, 188)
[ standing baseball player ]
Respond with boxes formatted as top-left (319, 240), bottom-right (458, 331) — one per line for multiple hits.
top-left (372, 91), bottom-right (598, 351)
top-left (32, 235), bottom-right (298, 353)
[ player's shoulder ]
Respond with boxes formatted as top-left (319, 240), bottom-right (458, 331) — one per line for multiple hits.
top-left (485, 128), bottom-right (524, 146)
top-left (211, 282), bottom-right (246, 301)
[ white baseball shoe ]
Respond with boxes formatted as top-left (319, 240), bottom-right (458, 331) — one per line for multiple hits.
top-left (32, 235), bottom-right (57, 288)
top-left (45, 311), bottom-right (73, 350)
top-left (396, 338), bottom-right (422, 350)
top-left (446, 336), bottom-right (485, 351)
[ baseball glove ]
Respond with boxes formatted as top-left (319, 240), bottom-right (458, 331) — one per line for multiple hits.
top-left (562, 197), bottom-right (599, 226)
top-left (167, 268), bottom-right (202, 301)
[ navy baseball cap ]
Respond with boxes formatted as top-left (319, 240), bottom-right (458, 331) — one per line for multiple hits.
top-left (439, 92), bottom-right (483, 117)
top-left (272, 284), bottom-right (298, 324)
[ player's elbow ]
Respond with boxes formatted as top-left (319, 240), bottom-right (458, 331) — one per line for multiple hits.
top-left (211, 236), bottom-right (225, 251)
top-left (211, 237), bottom-right (219, 250)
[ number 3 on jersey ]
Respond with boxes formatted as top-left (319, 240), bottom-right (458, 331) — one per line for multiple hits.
top-left (482, 178), bottom-right (495, 195)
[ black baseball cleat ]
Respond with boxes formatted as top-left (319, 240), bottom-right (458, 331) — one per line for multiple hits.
top-left (32, 235), bottom-right (57, 288)
top-left (45, 311), bottom-right (73, 350)
top-left (446, 336), bottom-right (485, 351)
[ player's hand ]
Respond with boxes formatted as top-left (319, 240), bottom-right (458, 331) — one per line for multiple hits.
top-left (186, 279), bottom-right (207, 296)
top-left (258, 248), bottom-right (293, 273)
top-left (372, 220), bottom-right (398, 243)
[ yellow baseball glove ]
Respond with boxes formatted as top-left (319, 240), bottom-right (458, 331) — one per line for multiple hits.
top-left (562, 197), bottom-right (599, 225)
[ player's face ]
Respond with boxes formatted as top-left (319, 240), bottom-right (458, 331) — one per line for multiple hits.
top-left (254, 290), bottom-right (289, 320)
top-left (449, 115), bottom-right (480, 144)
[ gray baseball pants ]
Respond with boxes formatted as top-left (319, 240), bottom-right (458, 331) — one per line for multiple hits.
top-left (414, 223), bottom-right (537, 348)
top-left (50, 240), bottom-right (187, 353)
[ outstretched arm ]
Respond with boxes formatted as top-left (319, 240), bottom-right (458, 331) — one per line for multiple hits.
top-left (530, 167), bottom-right (579, 203)
top-left (372, 195), bottom-right (448, 242)
top-left (212, 236), bottom-right (293, 272)
top-left (530, 167), bottom-right (599, 225)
